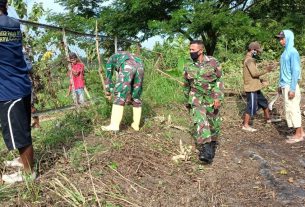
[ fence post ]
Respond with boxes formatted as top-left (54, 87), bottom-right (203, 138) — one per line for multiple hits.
top-left (114, 36), bottom-right (118, 53)
top-left (137, 43), bottom-right (141, 56)
top-left (95, 21), bottom-right (107, 95)
top-left (62, 28), bottom-right (78, 106)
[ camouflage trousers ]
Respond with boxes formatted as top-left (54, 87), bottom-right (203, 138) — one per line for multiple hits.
top-left (113, 60), bottom-right (144, 107)
top-left (190, 104), bottom-right (221, 144)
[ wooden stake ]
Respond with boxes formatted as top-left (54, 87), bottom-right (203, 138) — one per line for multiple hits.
top-left (155, 68), bottom-right (184, 86)
top-left (95, 21), bottom-right (107, 94)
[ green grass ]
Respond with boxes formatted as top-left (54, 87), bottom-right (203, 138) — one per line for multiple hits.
top-left (48, 173), bottom-right (86, 206)
top-left (0, 185), bottom-right (17, 201)
top-left (0, 46), bottom-right (291, 205)
top-left (68, 141), bottom-right (105, 171)
top-left (142, 61), bottom-right (185, 106)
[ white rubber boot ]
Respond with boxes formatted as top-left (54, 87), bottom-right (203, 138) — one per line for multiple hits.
top-left (131, 107), bottom-right (142, 131)
top-left (102, 105), bottom-right (124, 131)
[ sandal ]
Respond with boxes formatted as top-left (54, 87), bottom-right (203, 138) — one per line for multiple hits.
top-left (286, 136), bottom-right (304, 144)
top-left (267, 118), bottom-right (282, 123)
top-left (286, 134), bottom-right (305, 139)
top-left (242, 126), bottom-right (257, 132)
top-left (4, 157), bottom-right (24, 168)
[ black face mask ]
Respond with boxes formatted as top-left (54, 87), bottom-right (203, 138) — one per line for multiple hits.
top-left (190, 51), bottom-right (200, 61)
top-left (252, 50), bottom-right (259, 59)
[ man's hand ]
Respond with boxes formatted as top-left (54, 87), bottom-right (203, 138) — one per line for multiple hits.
top-left (288, 91), bottom-right (295, 99)
top-left (278, 87), bottom-right (282, 95)
top-left (261, 80), bottom-right (269, 87)
top-left (31, 106), bottom-right (36, 113)
top-left (106, 95), bottom-right (112, 101)
top-left (185, 103), bottom-right (191, 112)
top-left (265, 63), bottom-right (276, 72)
top-left (105, 92), bottom-right (112, 101)
top-left (214, 99), bottom-right (221, 109)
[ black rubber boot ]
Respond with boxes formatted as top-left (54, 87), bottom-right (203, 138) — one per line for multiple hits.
top-left (210, 141), bottom-right (218, 159)
top-left (199, 142), bottom-right (213, 164)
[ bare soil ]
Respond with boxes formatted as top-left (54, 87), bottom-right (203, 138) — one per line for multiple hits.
top-left (2, 95), bottom-right (305, 207)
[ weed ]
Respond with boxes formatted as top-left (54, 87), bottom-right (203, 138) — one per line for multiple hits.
top-left (22, 175), bottom-right (42, 202)
top-left (109, 162), bottom-right (118, 170)
top-left (0, 184), bottom-right (17, 201)
top-left (111, 141), bottom-right (124, 150)
top-left (48, 173), bottom-right (86, 206)
top-left (68, 141), bottom-right (104, 171)
top-left (164, 131), bottom-right (173, 140)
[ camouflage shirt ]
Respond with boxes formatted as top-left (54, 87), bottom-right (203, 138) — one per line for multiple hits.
top-left (184, 55), bottom-right (224, 106)
top-left (105, 51), bottom-right (143, 92)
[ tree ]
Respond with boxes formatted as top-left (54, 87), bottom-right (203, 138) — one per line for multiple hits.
top-left (98, 0), bottom-right (183, 40)
top-left (55, 0), bottom-right (103, 18)
top-left (98, 0), bottom-right (260, 55)
top-left (49, 0), bottom-right (305, 55)
top-left (246, 0), bottom-right (305, 53)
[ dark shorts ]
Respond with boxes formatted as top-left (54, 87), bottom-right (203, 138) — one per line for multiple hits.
top-left (0, 94), bottom-right (32, 150)
top-left (245, 91), bottom-right (268, 116)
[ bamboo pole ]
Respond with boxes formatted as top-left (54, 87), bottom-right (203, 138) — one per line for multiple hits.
top-left (95, 21), bottom-right (107, 94)
top-left (62, 29), bottom-right (78, 106)
top-left (114, 36), bottom-right (118, 53)
top-left (155, 68), bottom-right (184, 86)
top-left (136, 43), bottom-right (141, 56)
top-left (153, 53), bottom-right (184, 86)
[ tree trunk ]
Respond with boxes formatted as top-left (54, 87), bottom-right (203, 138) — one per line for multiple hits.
top-left (201, 31), bottom-right (217, 56)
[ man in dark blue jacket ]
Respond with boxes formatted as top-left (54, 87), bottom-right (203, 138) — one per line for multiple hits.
top-left (0, 0), bottom-right (35, 183)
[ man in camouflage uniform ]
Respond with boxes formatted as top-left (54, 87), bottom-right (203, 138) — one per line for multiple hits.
top-left (102, 51), bottom-right (144, 131)
top-left (184, 40), bottom-right (224, 164)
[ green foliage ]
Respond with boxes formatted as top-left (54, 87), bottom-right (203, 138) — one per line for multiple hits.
top-left (47, 0), bottom-right (305, 55)
top-left (34, 109), bottom-right (94, 148)
top-left (247, 0), bottom-right (305, 54)
top-left (28, 3), bottom-right (44, 22)
top-left (22, 176), bottom-right (42, 203)
top-left (108, 161), bottom-right (118, 170)
top-left (153, 36), bottom-right (189, 72)
top-left (55, 0), bottom-right (103, 18)
top-left (98, 0), bottom-right (183, 39)
top-left (141, 59), bottom-right (184, 106)
top-left (9, 0), bottom-right (27, 18)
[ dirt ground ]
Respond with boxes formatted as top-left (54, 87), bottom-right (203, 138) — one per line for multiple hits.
top-left (3, 95), bottom-right (305, 206)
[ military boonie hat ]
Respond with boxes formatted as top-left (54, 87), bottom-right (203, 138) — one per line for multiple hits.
top-left (248, 41), bottom-right (263, 52)
top-left (275, 31), bottom-right (285, 38)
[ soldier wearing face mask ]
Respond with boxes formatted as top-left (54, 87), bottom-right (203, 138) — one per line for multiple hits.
top-left (183, 40), bottom-right (224, 164)
top-left (242, 41), bottom-right (275, 132)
